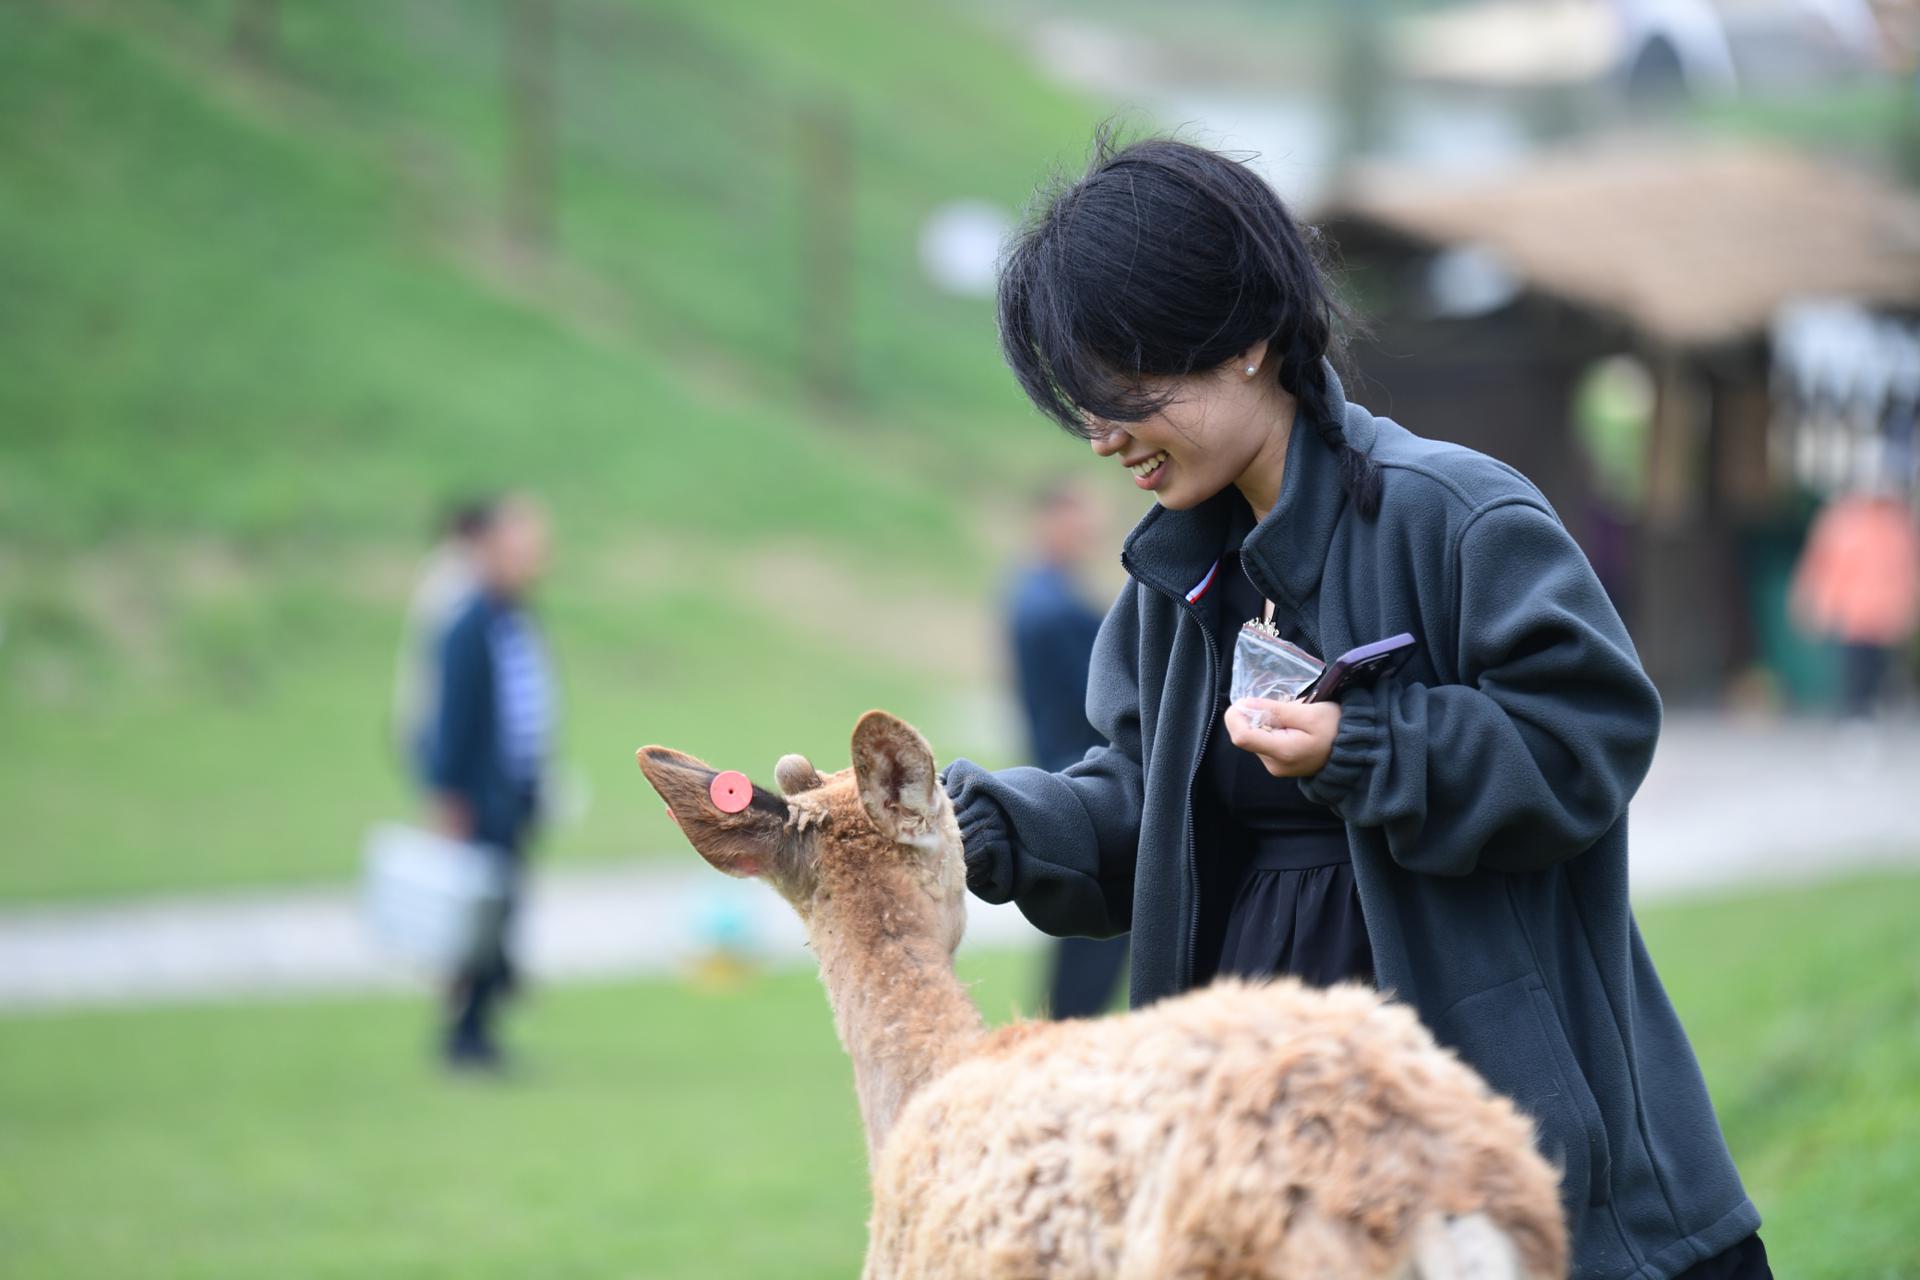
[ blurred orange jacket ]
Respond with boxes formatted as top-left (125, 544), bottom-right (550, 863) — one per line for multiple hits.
top-left (1791, 495), bottom-right (1920, 646)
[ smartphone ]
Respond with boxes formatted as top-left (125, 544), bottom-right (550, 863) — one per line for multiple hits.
top-left (1299, 633), bottom-right (1417, 704)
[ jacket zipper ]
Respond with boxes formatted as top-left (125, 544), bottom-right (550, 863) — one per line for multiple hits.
top-left (1122, 551), bottom-right (1219, 993)
top-left (1241, 556), bottom-right (1321, 658)
top-left (1125, 550), bottom-right (1331, 992)
top-left (1180, 621), bottom-right (1220, 992)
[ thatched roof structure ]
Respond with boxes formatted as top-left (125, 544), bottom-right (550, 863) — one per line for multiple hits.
top-left (1318, 144), bottom-right (1920, 347)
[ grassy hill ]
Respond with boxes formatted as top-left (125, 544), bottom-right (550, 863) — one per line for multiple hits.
top-left (0, 0), bottom-right (1102, 901)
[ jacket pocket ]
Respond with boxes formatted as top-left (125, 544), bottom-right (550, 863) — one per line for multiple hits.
top-left (1434, 974), bottom-right (1614, 1207)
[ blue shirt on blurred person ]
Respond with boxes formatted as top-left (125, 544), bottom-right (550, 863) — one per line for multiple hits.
top-left (428, 590), bottom-right (550, 853)
top-left (1008, 562), bottom-right (1104, 774)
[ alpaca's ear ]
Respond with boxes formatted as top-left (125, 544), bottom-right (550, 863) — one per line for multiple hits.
top-left (850, 711), bottom-right (943, 853)
top-left (636, 747), bottom-right (790, 880)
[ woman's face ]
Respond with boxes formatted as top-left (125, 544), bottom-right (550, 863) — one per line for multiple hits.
top-left (1086, 344), bottom-right (1282, 511)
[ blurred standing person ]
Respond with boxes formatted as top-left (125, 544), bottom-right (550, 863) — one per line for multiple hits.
top-left (392, 499), bottom-right (490, 779)
top-left (1008, 482), bottom-right (1128, 1018)
top-left (1791, 486), bottom-right (1920, 718)
top-left (428, 495), bottom-right (556, 1070)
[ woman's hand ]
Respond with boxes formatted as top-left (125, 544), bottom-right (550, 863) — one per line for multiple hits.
top-left (1223, 698), bottom-right (1342, 778)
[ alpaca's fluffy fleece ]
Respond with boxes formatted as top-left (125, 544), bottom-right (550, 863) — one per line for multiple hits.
top-left (868, 979), bottom-right (1565, 1280)
top-left (638, 717), bottom-right (1566, 1280)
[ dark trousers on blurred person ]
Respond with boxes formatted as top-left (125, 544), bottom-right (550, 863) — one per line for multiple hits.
top-left (1045, 934), bottom-right (1128, 1020)
top-left (1841, 642), bottom-right (1894, 719)
top-left (446, 842), bottom-right (527, 1068)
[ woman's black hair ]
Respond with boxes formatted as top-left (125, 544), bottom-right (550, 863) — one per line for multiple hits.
top-left (997, 130), bottom-right (1383, 518)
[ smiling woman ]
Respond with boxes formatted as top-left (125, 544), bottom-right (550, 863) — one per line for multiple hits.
top-left (995, 130), bottom-right (1380, 520)
top-left (944, 133), bottom-right (1773, 1280)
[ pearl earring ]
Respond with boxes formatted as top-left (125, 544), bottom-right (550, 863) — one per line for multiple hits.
top-left (1245, 364), bottom-right (1258, 376)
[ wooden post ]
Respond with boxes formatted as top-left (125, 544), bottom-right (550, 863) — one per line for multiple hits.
top-left (1331, 0), bottom-right (1386, 186)
top-left (1634, 351), bottom-right (1740, 699)
top-left (504, 0), bottom-right (558, 254)
top-left (1643, 351), bottom-right (1703, 532)
top-left (795, 96), bottom-right (855, 405)
top-left (231, 0), bottom-right (280, 71)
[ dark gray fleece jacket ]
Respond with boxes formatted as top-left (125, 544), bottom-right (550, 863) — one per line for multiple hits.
top-left (943, 366), bottom-right (1758, 1279)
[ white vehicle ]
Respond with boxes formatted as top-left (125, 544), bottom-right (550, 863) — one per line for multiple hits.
top-left (1394, 0), bottom-right (1892, 99)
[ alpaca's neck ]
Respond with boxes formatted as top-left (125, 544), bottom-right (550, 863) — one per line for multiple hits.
top-left (811, 892), bottom-right (986, 1163)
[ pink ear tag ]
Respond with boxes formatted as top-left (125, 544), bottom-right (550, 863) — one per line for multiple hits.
top-left (709, 770), bottom-right (752, 814)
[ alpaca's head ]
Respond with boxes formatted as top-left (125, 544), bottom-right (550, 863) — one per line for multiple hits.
top-left (636, 710), bottom-right (967, 957)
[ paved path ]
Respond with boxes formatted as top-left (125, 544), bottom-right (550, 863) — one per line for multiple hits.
top-left (3, 715), bottom-right (1917, 1011)
top-left (0, 868), bottom-right (1041, 1010)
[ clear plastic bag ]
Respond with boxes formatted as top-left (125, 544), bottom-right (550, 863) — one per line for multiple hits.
top-left (1229, 621), bottom-right (1324, 728)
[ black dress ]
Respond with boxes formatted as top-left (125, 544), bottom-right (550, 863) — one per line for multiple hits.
top-left (1197, 498), bottom-right (1372, 988)
top-left (1198, 502), bottom-right (1771, 1279)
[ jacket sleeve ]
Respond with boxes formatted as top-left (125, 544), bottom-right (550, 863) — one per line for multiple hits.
top-left (943, 582), bottom-right (1146, 938)
top-left (1296, 499), bottom-right (1662, 876)
top-left (427, 610), bottom-right (488, 799)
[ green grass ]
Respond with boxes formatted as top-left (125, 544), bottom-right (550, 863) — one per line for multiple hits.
top-left (0, 1), bottom-right (1100, 902)
top-left (0, 575), bottom-right (970, 900)
top-left (0, 0), bottom-right (1087, 547)
top-left (0, 947), bottom-right (1042, 1278)
top-left (0, 8), bottom-right (948, 548)
top-left (1644, 874), bottom-right (1920, 1279)
top-left (1, 874), bottom-right (1916, 1278)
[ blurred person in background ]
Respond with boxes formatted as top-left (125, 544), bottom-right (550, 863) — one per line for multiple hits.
top-left (1792, 482), bottom-right (1920, 718)
top-left (427, 494), bottom-right (556, 1071)
top-left (392, 498), bottom-right (491, 780)
top-left (1008, 481), bottom-right (1128, 1019)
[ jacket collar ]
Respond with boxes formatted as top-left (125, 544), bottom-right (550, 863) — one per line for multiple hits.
top-left (1121, 360), bottom-right (1374, 614)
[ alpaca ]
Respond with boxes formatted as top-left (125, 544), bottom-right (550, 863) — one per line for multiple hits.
top-left (637, 711), bottom-right (1567, 1280)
